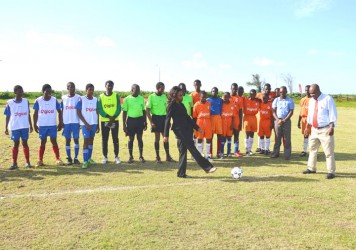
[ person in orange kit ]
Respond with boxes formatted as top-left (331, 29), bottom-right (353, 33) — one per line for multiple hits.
top-left (243, 89), bottom-right (260, 156)
top-left (193, 91), bottom-right (213, 162)
top-left (297, 85), bottom-right (311, 157)
top-left (230, 83), bottom-right (244, 157)
top-left (220, 92), bottom-right (236, 158)
top-left (258, 94), bottom-right (273, 155)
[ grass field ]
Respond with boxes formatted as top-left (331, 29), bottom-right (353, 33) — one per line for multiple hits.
top-left (1, 105), bottom-right (355, 249)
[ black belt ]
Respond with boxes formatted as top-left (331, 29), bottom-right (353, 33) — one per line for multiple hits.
top-left (317, 125), bottom-right (329, 129)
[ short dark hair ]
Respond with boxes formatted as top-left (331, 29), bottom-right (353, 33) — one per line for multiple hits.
top-left (105, 80), bottom-right (114, 86)
top-left (200, 90), bottom-right (207, 96)
top-left (86, 83), bottom-right (94, 90)
top-left (13, 85), bottom-right (23, 93)
top-left (212, 87), bottom-right (218, 92)
top-left (194, 79), bottom-right (201, 85)
top-left (231, 83), bottom-right (238, 88)
top-left (67, 82), bottom-right (75, 88)
top-left (156, 82), bottom-right (165, 89)
top-left (42, 84), bottom-right (52, 93)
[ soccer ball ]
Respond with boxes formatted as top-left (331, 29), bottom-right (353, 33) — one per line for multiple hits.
top-left (231, 167), bottom-right (243, 179)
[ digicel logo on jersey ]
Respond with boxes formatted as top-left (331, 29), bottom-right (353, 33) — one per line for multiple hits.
top-left (65, 106), bottom-right (76, 110)
top-left (86, 108), bottom-right (96, 112)
top-left (14, 112), bottom-right (28, 117)
top-left (41, 109), bottom-right (55, 114)
top-left (104, 104), bottom-right (115, 108)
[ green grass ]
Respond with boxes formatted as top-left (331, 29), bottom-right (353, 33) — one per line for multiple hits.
top-left (0, 106), bottom-right (355, 249)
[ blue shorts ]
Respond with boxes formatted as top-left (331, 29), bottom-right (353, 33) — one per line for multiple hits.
top-left (11, 128), bottom-right (29, 141)
top-left (82, 124), bottom-right (97, 139)
top-left (62, 123), bottom-right (80, 139)
top-left (39, 126), bottom-right (58, 139)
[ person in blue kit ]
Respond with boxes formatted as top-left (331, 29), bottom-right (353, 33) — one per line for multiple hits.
top-left (271, 86), bottom-right (294, 160)
top-left (164, 86), bottom-right (217, 178)
top-left (207, 87), bottom-right (223, 158)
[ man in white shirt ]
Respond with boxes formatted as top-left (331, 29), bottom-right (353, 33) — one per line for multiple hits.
top-left (302, 84), bottom-right (337, 179)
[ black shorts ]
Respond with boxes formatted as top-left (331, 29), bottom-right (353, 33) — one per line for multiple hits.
top-left (127, 116), bottom-right (145, 136)
top-left (151, 115), bottom-right (166, 133)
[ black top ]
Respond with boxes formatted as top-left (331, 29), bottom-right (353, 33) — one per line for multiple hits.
top-left (164, 101), bottom-right (199, 137)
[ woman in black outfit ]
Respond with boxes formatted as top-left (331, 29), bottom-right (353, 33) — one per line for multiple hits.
top-left (163, 86), bottom-right (217, 178)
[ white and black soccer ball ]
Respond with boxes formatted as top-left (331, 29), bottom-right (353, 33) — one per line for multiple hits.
top-left (231, 167), bottom-right (243, 179)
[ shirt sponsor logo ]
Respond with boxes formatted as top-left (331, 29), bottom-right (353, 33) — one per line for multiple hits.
top-left (14, 112), bottom-right (28, 117)
top-left (65, 106), bottom-right (76, 110)
top-left (41, 109), bottom-right (55, 114)
top-left (104, 104), bottom-right (115, 108)
top-left (86, 108), bottom-right (97, 112)
top-left (246, 107), bottom-right (258, 112)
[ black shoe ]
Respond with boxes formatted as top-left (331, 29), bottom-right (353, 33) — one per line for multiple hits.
top-left (300, 151), bottom-right (307, 157)
top-left (166, 155), bottom-right (176, 162)
top-left (73, 158), bottom-right (81, 164)
top-left (303, 169), bottom-right (316, 174)
top-left (326, 173), bottom-right (335, 179)
top-left (177, 174), bottom-right (192, 178)
top-left (270, 154), bottom-right (279, 158)
top-left (260, 149), bottom-right (265, 154)
top-left (128, 157), bottom-right (134, 163)
top-left (156, 156), bottom-right (162, 164)
top-left (66, 157), bottom-right (73, 165)
top-left (265, 150), bottom-right (270, 155)
top-left (9, 164), bottom-right (18, 170)
top-left (139, 157), bottom-right (146, 163)
top-left (255, 148), bottom-right (261, 152)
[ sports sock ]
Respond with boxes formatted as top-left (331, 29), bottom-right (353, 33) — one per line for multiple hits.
top-left (83, 148), bottom-right (89, 162)
top-left (154, 142), bottom-right (160, 157)
top-left (12, 146), bottom-right (19, 165)
top-left (260, 139), bottom-right (265, 150)
top-left (220, 140), bottom-right (226, 155)
top-left (234, 141), bottom-right (239, 154)
top-left (206, 143), bottom-right (211, 157)
top-left (266, 138), bottom-right (271, 151)
top-left (197, 143), bottom-right (203, 154)
top-left (52, 145), bottom-right (60, 160)
top-left (65, 145), bottom-right (71, 159)
top-left (163, 141), bottom-right (170, 156)
top-left (244, 138), bottom-right (249, 152)
top-left (23, 145), bottom-right (30, 163)
top-left (227, 138), bottom-right (232, 155)
top-left (74, 144), bottom-right (79, 159)
top-left (303, 138), bottom-right (308, 152)
top-left (39, 146), bottom-right (45, 161)
top-left (88, 144), bottom-right (93, 159)
top-left (128, 140), bottom-right (134, 157)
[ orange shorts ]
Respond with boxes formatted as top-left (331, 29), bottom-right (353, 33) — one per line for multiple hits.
top-left (194, 118), bottom-right (212, 139)
top-left (222, 117), bottom-right (233, 137)
top-left (301, 117), bottom-right (311, 135)
top-left (233, 114), bottom-right (241, 130)
top-left (211, 115), bottom-right (222, 135)
top-left (258, 119), bottom-right (272, 137)
top-left (243, 115), bottom-right (257, 132)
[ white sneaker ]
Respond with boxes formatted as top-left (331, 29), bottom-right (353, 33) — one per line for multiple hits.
top-left (102, 157), bottom-right (108, 164)
top-left (206, 156), bottom-right (213, 162)
top-left (114, 157), bottom-right (121, 164)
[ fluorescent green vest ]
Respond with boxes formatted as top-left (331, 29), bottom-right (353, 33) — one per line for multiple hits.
top-left (100, 93), bottom-right (119, 121)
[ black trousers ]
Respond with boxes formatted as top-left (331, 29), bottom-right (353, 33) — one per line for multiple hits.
top-left (101, 121), bottom-right (119, 158)
top-left (174, 128), bottom-right (213, 177)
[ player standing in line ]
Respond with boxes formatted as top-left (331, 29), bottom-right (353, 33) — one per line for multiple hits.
top-left (230, 83), bottom-right (244, 157)
top-left (220, 92), bottom-right (236, 158)
top-left (207, 87), bottom-right (223, 157)
top-left (33, 84), bottom-right (64, 167)
top-left (255, 83), bottom-right (276, 153)
top-left (97, 80), bottom-right (122, 164)
top-left (76, 83), bottom-right (100, 169)
top-left (243, 89), bottom-right (260, 156)
top-left (4, 85), bottom-right (33, 170)
top-left (297, 85), bottom-right (311, 157)
top-left (123, 84), bottom-right (147, 163)
top-left (190, 79), bottom-right (202, 105)
top-left (179, 83), bottom-right (194, 117)
top-left (146, 82), bottom-right (174, 163)
top-left (61, 82), bottom-right (81, 165)
top-left (193, 91), bottom-right (213, 161)
top-left (258, 94), bottom-right (273, 155)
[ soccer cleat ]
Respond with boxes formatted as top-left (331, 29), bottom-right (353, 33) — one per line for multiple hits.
top-left (35, 160), bottom-right (44, 167)
top-left (56, 159), bottom-right (64, 166)
top-left (326, 173), bottom-right (335, 179)
top-left (235, 151), bottom-right (243, 158)
top-left (24, 162), bottom-right (31, 168)
top-left (9, 164), bottom-right (18, 170)
top-left (139, 157), bottom-right (146, 163)
top-left (128, 157), bottom-right (134, 163)
top-left (303, 169), bottom-right (316, 174)
top-left (227, 154), bottom-right (232, 158)
top-left (88, 158), bottom-right (96, 164)
top-left (206, 167), bottom-right (217, 173)
top-left (81, 161), bottom-right (89, 169)
top-left (114, 157), bottom-right (121, 164)
top-left (255, 148), bottom-right (261, 153)
top-left (66, 157), bottom-right (73, 165)
top-left (264, 150), bottom-right (271, 155)
top-left (73, 158), bottom-right (81, 164)
top-left (102, 157), bottom-right (108, 164)
top-left (260, 149), bottom-right (265, 154)
top-left (166, 155), bottom-right (176, 162)
top-left (300, 151), bottom-right (307, 157)
top-left (207, 156), bottom-right (213, 162)
top-left (246, 151), bottom-right (254, 156)
top-left (218, 153), bottom-right (225, 159)
top-left (156, 156), bottom-right (162, 163)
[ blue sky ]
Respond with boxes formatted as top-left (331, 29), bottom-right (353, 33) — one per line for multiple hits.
top-left (0, 0), bottom-right (355, 94)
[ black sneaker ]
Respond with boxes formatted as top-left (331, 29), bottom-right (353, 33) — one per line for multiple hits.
top-left (326, 173), bottom-right (335, 179)
top-left (9, 164), bottom-right (18, 170)
top-left (255, 148), bottom-right (261, 153)
top-left (265, 150), bottom-right (270, 155)
top-left (66, 157), bottom-right (73, 165)
top-left (300, 151), bottom-right (307, 157)
top-left (260, 149), bottom-right (265, 154)
top-left (73, 158), bottom-right (81, 164)
top-left (303, 169), bottom-right (316, 174)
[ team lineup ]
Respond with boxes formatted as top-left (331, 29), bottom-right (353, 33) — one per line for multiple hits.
top-left (4, 80), bottom-right (337, 179)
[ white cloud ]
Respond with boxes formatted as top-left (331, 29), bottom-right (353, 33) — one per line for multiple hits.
top-left (25, 30), bottom-right (82, 47)
top-left (294, 0), bottom-right (333, 17)
top-left (182, 53), bottom-right (208, 69)
top-left (253, 57), bottom-right (275, 66)
top-left (307, 49), bottom-right (318, 55)
top-left (95, 37), bottom-right (115, 47)
top-left (219, 63), bottom-right (232, 69)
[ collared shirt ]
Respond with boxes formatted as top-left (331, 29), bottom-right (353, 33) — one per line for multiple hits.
top-left (272, 96), bottom-right (294, 119)
top-left (307, 93), bottom-right (337, 128)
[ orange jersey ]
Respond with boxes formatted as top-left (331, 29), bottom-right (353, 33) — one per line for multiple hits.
top-left (230, 95), bottom-right (244, 110)
top-left (221, 102), bottom-right (237, 118)
top-left (191, 91), bottom-right (201, 104)
top-left (259, 101), bottom-right (273, 120)
top-left (193, 101), bottom-right (211, 119)
top-left (256, 92), bottom-right (276, 102)
top-left (300, 96), bottom-right (311, 117)
top-left (243, 98), bottom-right (260, 116)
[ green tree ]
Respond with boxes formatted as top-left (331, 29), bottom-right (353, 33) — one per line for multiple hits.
top-left (246, 74), bottom-right (262, 92)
